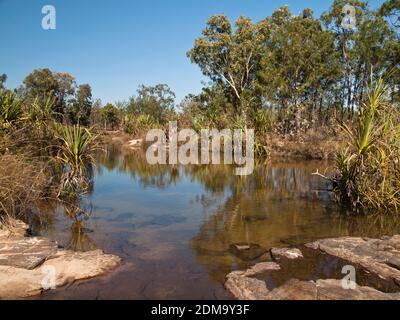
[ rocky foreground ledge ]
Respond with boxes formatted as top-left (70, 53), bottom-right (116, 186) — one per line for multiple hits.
top-left (225, 235), bottom-right (400, 300)
top-left (0, 220), bottom-right (121, 299)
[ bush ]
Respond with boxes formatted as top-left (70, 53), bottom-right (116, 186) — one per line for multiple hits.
top-left (0, 155), bottom-right (51, 224)
top-left (123, 114), bottom-right (156, 135)
top-left (332, 78), bottom-right (400, 212)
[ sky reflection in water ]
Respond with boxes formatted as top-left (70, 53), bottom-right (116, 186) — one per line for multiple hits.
top-left (36, 146), bottom-right (400, 299)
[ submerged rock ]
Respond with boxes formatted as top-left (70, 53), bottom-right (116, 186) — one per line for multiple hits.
top-left (0, 220), bottom-right (121, 299)
top-left (229, 243), bottom-right (267, 261)
top-left (243, 215), bottom-right (268, 223)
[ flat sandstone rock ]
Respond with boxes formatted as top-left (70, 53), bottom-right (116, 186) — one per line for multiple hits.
top-left (306, 235), bottom-right (400, 282)
top-left (226, 271), bottom-right (400, 300)
top-left (0, 236), bottom-right (59, 269)
top-left (264, 279), bottom-right (400, 300)
top-left (225, 262), bottom-right (280, 300)
top-left (0, 221), bottom-right (121, 299)
top-left (225, 238), bottom-right (400, 300)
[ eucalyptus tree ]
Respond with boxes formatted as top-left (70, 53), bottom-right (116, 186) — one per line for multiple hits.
top-left (379, 0), bottom-right (400, 30)
top-left (259, 7), bottom-right (342, 124)
top-left (322, 0), bottom-right (399, 111)
top-left (68, 84), bottom-right (93, 126)
top-left (127, 84), bottom-right (176, 124)
top-left (322, 0), bottom-right (368, 114)
top-left (55, 72), bottom-right (76, 119)
top-left (379, 0), bottom-right (400, 103)
top-left (353, 13), bottom-right (398, 103)
top-left (23, 68), bottom-right (76, 121)
top-left (188, 15), bottom-right (270, 123)
top-left (101, 103), bottom-right (120, 130)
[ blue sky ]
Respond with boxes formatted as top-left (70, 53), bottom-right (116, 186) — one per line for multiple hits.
top-left (0, 0), bottom-right (385, 104)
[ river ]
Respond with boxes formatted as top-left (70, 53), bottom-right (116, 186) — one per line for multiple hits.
top-left (32, 145), bottom-right (400, 299)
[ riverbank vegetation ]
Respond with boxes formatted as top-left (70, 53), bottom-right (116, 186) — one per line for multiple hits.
top-left (331, 78), bottom-right (400, 212)
top-left (0, 74), bottom-right (97, 225)
top-left (0, 0), bottom-right (399, 222)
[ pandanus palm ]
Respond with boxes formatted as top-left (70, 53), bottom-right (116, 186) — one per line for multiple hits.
top-left (0, 91), bottom-right (23, 128)
top-left (339, 78), bottom-right (386, 156)
top-left (333, 77), bottom-right (400, 211)
top-left (55, 124), bottom-right (97, 196)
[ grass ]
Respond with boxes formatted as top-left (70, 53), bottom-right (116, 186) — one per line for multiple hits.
top-left (0, 154), bottom-right (52, 225)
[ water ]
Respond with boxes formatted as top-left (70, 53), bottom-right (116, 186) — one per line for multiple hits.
top-left (34, 145), bottom-right (400, 299)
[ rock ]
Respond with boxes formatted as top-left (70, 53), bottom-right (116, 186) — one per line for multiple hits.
top-left (265, 279), bottom-right (318, 300)
top-left (225, 270), bottom-right (400, 300)
top-left (271, 247), bottom-right (303, 260)
top-left (225, 262), bottom-right (280, 300)
top-left (0, 220), bottom-right (58, 270)
top-left (243, 262), bottom-right (281, 277)
top-left (0, 236), bottom-right (58, 269)
top-left (225, 234), bottom-right (400, 300)
top-left (316, 279), bottom-right (400, 300)
top-left (0, 250), bottom-right (121, 299)
top-left (225, 272), bottom-right (269, 300)
top-left (264, 279), bottom-right (400, 300)
top-left (0, 220), bottom-right (121, 299)
top-left (229, 243), bottom-right (267, 261)
top-left (306, 235), bottom-right (400, 282)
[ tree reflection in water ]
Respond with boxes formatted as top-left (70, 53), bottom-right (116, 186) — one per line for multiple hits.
top-left (64, 204), bottom-right (97, 252)
top-left (95, 145), bottom-right (400, 283)
top-left (27, 144), bottom-right (400, 299)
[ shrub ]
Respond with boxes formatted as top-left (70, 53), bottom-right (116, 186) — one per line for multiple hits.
top-left (0, 155), bottom-right (51, 224)
top-left (123, 114), bottom-right (156, 135)
top-left (331, 78), bottom-right (400, 212)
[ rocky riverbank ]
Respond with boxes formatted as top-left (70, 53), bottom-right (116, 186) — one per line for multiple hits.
top-left (225, 235), bottom-right (400, 300)
top-left (0, 220), bottom-right (121, 299)
top-left (103, 129), bottom-right (343, 161)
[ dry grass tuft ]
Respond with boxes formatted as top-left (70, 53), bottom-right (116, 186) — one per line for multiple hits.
top-left (0, 154), bottom-right (52, 225)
